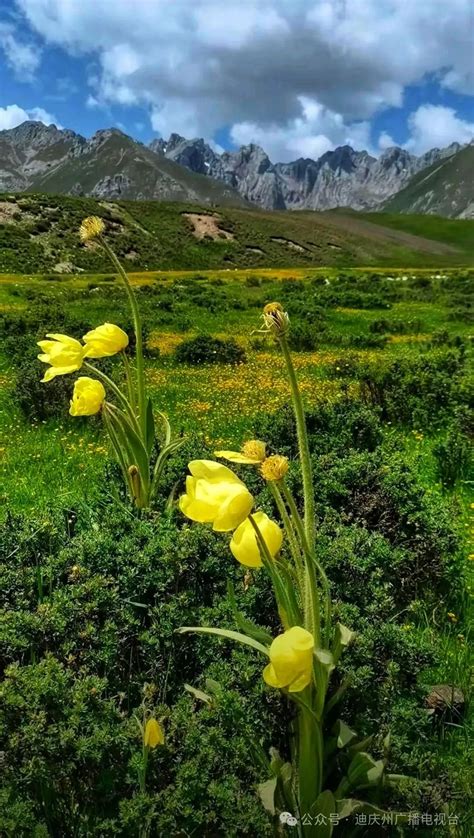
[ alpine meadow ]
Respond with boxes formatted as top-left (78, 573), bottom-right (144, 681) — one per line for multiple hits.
top-left (1, 1), bottom-right (474, 836)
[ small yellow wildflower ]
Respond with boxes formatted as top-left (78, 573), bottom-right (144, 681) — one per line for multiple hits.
top-left (37, 334), bottom-right (85, 382)
top-left (447, 612), bottom-right (458, 623)
top-left (179, 460), bottom-right (253, 532)
top-left (83, 323), bottom-right (129, 357)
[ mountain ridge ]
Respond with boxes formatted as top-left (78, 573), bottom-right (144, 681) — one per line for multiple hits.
top-left (0, 120), bottom-right (471, 217)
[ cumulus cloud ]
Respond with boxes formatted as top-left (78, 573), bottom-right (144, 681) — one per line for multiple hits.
top-left (231, 97), bottom-right (373, 162)
top-left (403, 104), bottom-right (474, 155)
top-left (0, 103), bottom-right (60, 131)
top-left (0, 23), bottom-right (40, 81)
top-left (12, 0), bottom-right (474, 157)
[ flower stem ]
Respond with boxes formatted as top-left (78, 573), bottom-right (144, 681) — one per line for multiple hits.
top-left (268, 481), bottom-right (305, 592)
top-left (277, 333), bottom-right (315, 552)
top-left (101, 238), bottom-right (147, 436)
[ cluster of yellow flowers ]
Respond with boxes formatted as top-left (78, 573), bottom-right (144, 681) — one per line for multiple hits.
top-left (179, 449), bottom-right (314, 693)
top-left (37, 323), bottom-right (128, 415)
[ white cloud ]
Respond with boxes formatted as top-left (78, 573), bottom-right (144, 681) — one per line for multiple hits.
top-left (404, 104), bottom-right (474, 155)
top-left (13, 0), bottom-right (474, 158)
top-left (0, 23), bottom-right (40, 81)
top-left (0, 103), bottom-right (61, 131)
top-left (378, 131), bottom-right (396, 151)
top-left (231, 97), bottom-right (373, 162)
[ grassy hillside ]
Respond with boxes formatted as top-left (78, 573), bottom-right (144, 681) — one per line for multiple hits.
top-left (383, 145), bottom-right (474, 218)
top-left (1, 193), bottom-right (473, 274)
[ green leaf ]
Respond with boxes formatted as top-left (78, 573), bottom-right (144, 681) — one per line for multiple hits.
top-left (333, 720), bottom-right (358, 749)
top-left (184, 684), bottom-right (213, 705)
top-left (336, 798), bottom-right (411, 825)
top-left (145, 397), bottom-right (155, 456)
top-left (332, 623), bottom-right (355, 664)
top-left (109, 408), bottom-right (150, 489)
top-left (307, 790), bottom-right (336, 837)
top-left (347, 752), bottom-right (384, 789)
top-left (176, 626), bottom-right (269, 656)
top-left (258, 777), bottom-right (277, 815)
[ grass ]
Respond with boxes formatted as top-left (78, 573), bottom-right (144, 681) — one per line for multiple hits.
top-left (1, 193), bottom-right (473, 275)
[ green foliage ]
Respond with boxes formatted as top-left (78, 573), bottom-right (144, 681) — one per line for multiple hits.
top-left (175, 334), bottom-right (246, 365)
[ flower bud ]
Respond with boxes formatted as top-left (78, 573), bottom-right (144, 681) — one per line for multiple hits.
top-left (143, 718), bottom-right (164, 748)
top-left (262, 302), bottom-right (289, 336)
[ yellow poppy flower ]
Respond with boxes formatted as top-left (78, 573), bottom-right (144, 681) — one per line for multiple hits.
top-left (69, 377), bottom-right (106, 416)
top-left (179, 460), bottom-right (253, 531)
top-left (263, 626), bottom-right (314, 692)
top-left (230, 511), bottom-right (282, 568)
top-left (37, 333), bottom-right (85, 382)
top-left (215, 439), bottom-right (266, 464)
top-left (83, 323), bottom-right (129, 358)
top-left (143, 718), bottom-right (164, 749)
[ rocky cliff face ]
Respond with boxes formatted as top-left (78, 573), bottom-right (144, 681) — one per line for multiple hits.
top-left (150, 133), bottom-right (464, 211)
top-left (0, 120), bottom-right (468, 215)
top-left (0, 123), bottom-right (245, 207)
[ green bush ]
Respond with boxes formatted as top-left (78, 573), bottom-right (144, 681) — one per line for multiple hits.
top-left (175, 335), bottom-right (246, 365)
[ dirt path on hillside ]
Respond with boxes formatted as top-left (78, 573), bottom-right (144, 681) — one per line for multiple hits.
top-left (315, 212), bottom-right (460, 255)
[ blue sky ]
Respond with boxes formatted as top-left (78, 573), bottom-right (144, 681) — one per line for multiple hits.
top-left (1, 0), bottom-right (473, 161)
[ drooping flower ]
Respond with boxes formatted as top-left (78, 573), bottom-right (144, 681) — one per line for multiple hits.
top-left (260, 454), bottom-right (289, 482)
top-left (37, 333), bottom-right (86, 382)
top-left (263, 626), bottom-right (314, 692)
top-left (79, 216), bottom-right (105, 242)
top-left (230, 511), bottom-right (283, 568)
top-left (69, 377), bottom-right (106, 416)
top-left (179, 460), bottom-right (253, 532)
top-left (83, 323), bottom-right (129, 358)
top-left (143, 717), bottom-right (164, 749)
top-left (215, 439), bottom-right (266, 465)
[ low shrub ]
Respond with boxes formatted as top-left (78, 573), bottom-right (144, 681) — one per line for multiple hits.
top-left (175, 335), bottom-right (246, 365)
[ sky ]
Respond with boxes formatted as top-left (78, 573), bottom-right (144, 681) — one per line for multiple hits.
top-left (0, 0), bottom-right (473, 163)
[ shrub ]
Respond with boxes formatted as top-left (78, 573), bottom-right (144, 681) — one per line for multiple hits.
top-left (434, 423), bottom-right (472, 489)
top-left (175, 335), bottom-right (246, 365)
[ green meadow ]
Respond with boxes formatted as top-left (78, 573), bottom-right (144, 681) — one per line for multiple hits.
top-left (0, 253), bottom-right (473, 835)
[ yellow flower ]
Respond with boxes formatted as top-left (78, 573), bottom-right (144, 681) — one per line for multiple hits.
top-left (83, 322), bottom-right (129, 358)
top-left (447, 612), bottom-right (458, 623)
top-left (263, 626), bottom-right (314, 693)
top-left (230, 511), bottom-right (283, 568)
top-left (179, 460), bottom-right (253, 532)
top-left (79, 216), bottom-right (105, 242)
top-left (69, 377), bottom-right (106, 416)
top-left (37, 333), bottom-right (85, 382)
top-left (260, 455), bottom-right (289, 482)
top-left (215, 439), bottom-right (266, 464)
top-left (143, 717), bottom-right (164, 749)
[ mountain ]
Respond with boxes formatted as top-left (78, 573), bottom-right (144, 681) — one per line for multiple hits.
top-left (383, 144), bottom-right (474, 218)
top-left (0, 123), bottom-right (246, 207)
top-left (150, 134), bottom-right (466, 213)
top-left (1, 120), bottom-right (471, 216)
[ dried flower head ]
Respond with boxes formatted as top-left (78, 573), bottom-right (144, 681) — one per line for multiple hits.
top-left (80, 216), bottom-right (105, 242)
top-left (260, 454), bottom-right (289, 482)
